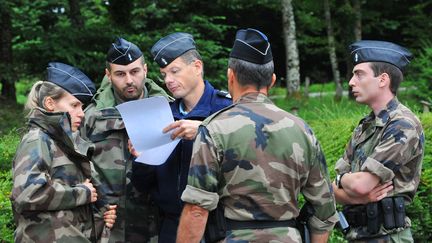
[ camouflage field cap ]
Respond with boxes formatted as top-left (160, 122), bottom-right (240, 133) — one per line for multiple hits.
top-left (107, 37), bottom-right (143, 65)
top-left (229, 28), bottom-right (273, 64)
top-left (47, 62), bottom-right (96, 104)
top-left (151, 32), bottom-right (196, 68)
top-left (349, 40), bottom-right (413, 71)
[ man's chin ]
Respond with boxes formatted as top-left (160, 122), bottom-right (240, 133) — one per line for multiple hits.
top-left (123, 92), bottom-right (142, 101)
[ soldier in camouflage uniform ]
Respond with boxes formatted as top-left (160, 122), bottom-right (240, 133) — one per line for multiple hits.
top-left (11, 62), bottom-right (116, 242)
top-left (177, 28), bottom-right (338, 243)
top-left (333, 41), bottom-right (424, 242)
top-left (80, 37), bottom-right (171, 243)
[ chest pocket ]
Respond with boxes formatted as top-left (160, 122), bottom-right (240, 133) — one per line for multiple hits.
top-left (352, 124), bottom-right (383, 170)
top-left (50, 152), bottom-right (84, 186)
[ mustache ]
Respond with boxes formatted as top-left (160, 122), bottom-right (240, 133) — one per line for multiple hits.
top-left (123, 84), bottom-right (138, 91)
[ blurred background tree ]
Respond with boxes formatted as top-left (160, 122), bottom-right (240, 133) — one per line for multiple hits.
top-left (0, 0), bottom-right (431, 103)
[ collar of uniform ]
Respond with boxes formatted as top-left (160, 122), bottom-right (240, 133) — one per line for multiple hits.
top-left (171, 80), bottom-right (215, 119)
top-left (28, 108), bottom-right (75, 148)
top-left (375, 97), bottom-right (400, 126)
top-left (94, 76), bottom-right (149, 109)
top-left (235, 92), bottom-right (272, 104)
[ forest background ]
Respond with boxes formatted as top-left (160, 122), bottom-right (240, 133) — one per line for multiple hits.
top-left (0, 0), bottom-right (431, 242)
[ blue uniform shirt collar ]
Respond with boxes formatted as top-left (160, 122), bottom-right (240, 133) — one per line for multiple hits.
top-left (172, 80), bottom-right (214, 119)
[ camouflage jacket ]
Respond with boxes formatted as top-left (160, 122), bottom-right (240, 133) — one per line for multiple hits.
top-left (11, 108), bottom-right (99, 243)
top-left (181, 92), bottom-right (338, 242)
top-left (80, 76), bottom-right (171, 243)
top-left (335, 97), bottom-right (424, 240)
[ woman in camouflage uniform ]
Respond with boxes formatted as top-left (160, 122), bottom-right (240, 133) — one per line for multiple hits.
top-left (11, 62), bottom-right (116, 243)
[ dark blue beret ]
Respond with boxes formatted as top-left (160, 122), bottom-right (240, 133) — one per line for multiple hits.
top-left (349, 40), bottom-right (413, 71)
top-left (47, 62), bottom-right (95, 104)
top-left (229, 28), bottom-right (272, 64)
top-left (151, 32), bottom-right (196, 68)
top-left (107, 37), bottom-right (143, 65)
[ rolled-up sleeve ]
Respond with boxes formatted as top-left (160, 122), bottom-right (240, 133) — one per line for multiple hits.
top-left (302, 140), bottom-right (338, 232)
top-left (181, 126), bottom-right (221, 210)
top-left (181, 185), bottom-right (219, 211)
top-left (362, 119), bottom-right (421, 182)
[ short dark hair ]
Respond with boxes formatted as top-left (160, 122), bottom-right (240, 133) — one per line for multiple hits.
top-left (180, 49), bottom-right (204, 77)
top-left (369, 62), bottom-right (403, 95)
top-left (228, 58), bottom-right (274, 89)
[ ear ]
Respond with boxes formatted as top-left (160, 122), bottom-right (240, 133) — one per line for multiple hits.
top-left (270, 74), bottom-right (276, 88)
top-left (193, 59), bottom-right (203, 77)
top-left (105, 68), bottom-right (111, 80)
top-left (44, 96), bottom-right (56, 112)
top-left (143, 63), bottom-right (148, 74)
top-left (379, 73), bottom-right (390, 88)
top-left (227, 68), bottom-right (235, 85)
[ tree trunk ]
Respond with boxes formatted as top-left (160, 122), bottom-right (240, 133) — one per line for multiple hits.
top-left (353, 0), bottom-right (362, 41)
top-left (68, 0), bottom-right (84, 28)
top-left (281, 0), bottom-right (301, 99)
top-left (324, 0), bottom-right (343, 101)
top-left (348, 0), bottom-right (362, 99)
top-left (0, 8), bottom-right (16, 102)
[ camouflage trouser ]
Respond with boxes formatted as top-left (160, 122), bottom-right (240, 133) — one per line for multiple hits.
top-left (223, 227), bottom-right (302, 242)
top-left (349, 228), bottom-right (413, 243)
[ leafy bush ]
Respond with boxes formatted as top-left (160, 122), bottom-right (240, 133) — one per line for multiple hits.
top-left (405, 43), bottom-right (432, 103)
top-left (0, 130), bottom-right (20, 242)
top-left (0, 170), bottom-right (14, 243)
top-left (0, 100), bottom-right (25, 136)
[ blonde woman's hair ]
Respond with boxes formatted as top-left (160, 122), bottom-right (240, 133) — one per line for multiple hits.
top-left (25, 81), bottom-right (66, 116)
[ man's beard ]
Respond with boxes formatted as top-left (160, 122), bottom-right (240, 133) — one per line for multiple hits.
top-left (122, 84), bottom-right (143, 101)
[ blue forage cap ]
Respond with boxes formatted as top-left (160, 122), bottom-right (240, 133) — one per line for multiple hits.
top-left (151, 32), bottom-right (196, 68)
top-left (107, 37), bottom-right (143, 65)
top-left (47, 62), bottom-right (96, 104)
top-left (349, 40), bottom-right (413, 71)
top-left (229, 28), bottom-right (273, 64)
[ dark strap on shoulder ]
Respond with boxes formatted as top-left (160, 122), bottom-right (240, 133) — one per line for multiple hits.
top-left (226, 218), bottom-right (296, 230)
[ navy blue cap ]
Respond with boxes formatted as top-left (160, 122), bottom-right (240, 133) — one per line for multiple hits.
top-left (151, 32), bottom-right (196, 68)
top-left (47, 62), bottom-right (96, 104)
top-left (349, 40), bottom-right (413, 71)
top-left (229, 28), bottom-right (272, 64)
top-left (107, 37), bottom-right (143, 65)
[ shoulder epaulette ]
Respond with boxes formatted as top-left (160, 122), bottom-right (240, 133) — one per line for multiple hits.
top-left (216, 90), bottom-right (231, 99)
top-left (201, 103), bottom-right (235, 126)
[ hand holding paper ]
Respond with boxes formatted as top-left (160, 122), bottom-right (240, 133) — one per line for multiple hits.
top-left (116, 96), bottom-right (180, 165)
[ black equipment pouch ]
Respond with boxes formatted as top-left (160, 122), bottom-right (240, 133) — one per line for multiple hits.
top-left (296, 201), bottom-right (315, 243)
top-left (204, 204), bottom-right (227, 243)
top-left (381, 197), bottom-right (395, 229)
top-left (366, 202), bottom-right (380, 234)
top-left (393, 197), bottom-right (406, 228)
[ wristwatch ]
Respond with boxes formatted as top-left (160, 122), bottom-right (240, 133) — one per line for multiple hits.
top-left (336, 173), bottom-right (346, 189)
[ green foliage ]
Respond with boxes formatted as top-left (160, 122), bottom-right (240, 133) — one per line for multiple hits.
top-left (0, 100), bottom-right (25, 136)
top-left (407, 113), bottom-right (432, 241)
top-left (0, 129), bottom-right (20, 242)
top-left (0, 169), bottom-right (14, 243)
top-left (405, 42), bottom-right (432, 103)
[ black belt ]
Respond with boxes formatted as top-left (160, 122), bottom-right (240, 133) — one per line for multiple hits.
top-left (226, 218), bottom-right (296, 230)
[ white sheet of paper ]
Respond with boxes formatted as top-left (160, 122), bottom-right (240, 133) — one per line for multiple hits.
top-left (116, 96), bottom-right (180, 165)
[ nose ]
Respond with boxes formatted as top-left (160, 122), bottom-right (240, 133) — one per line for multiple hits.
top-left (77, 108), bottom-right (85, 119)
top-left (163, 73), bottom-right (174, 85)
top-left (125, 73), bottom-right (133, 85)
top-left (348, 76), bottom-right (356, 87)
